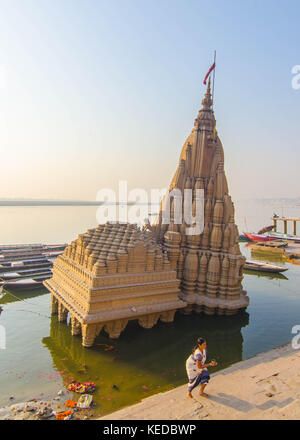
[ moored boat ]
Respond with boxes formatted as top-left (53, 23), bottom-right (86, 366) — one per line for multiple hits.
top-left (0, 276), bottom-right (51, 291)
top-left (0, 243), bottom-right (67, 251)
top-left (268, 231), bottom-right (300, 243)
top-left (0, 260), bottom-right (53, 273)
top-left (0, 244), bottom-right (66, 263)
top-left (0, 268), bottom-right (52, 280)
top-left (244, 260), bottom-right (288, 273)
top-left (252, 240), bottom-right (289, 248)
top-left (243, 232), bottom-right (273, 242)
top-left (0, 242), bottom-right (66, 293)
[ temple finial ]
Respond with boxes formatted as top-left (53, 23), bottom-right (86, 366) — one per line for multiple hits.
top-left (207, 76), bottom-right (211, 94)
top-left (201, 76), bottom-right (213, 109)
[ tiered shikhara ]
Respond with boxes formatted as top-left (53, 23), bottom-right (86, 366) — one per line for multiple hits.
top-left (152, 78), bottom-right (249, 316)
top-left (45, 79), bottom-right (249, 347)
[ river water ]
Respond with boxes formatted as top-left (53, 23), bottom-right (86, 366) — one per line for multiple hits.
top-left (0, 202), bottom-right (300, 417)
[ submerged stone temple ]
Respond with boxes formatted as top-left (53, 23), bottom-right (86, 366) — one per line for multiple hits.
top-left (44, 79), bottom-right (249, 346)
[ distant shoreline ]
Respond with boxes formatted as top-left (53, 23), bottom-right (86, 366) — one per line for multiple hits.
top-left (0, 201), bottom-right (105, 206)
top-left (0, 197), bottom-right (299, 207)
top-left (0, 201), bottom-right (154, 207)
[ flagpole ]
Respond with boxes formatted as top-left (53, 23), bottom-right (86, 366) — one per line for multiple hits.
top-left (212, 50), bottom-right (216, 108)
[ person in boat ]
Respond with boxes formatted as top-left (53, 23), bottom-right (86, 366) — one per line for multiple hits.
top-left (186, 337), bottom-right (217, 398)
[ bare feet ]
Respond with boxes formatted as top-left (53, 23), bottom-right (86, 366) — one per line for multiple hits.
top-left (199, 383), bottom-right (207, 396)
top-left (187, 392), bottom-right (193, 399)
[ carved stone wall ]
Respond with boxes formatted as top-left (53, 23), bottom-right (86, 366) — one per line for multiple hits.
top-left (44, 222), bottom-right (186, 347)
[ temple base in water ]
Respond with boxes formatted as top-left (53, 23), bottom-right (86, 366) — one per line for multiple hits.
top-left (44, 222), bottom-right (186, 347)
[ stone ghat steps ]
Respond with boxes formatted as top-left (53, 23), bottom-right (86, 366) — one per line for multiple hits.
top-left (100, 344), bottom-right (300, 420)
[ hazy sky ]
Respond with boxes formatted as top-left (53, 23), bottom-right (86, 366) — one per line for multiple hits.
top-left (0, 0), bottom-right (299, 201)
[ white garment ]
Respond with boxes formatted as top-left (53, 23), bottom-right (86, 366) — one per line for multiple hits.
top-left (186, 348), bottom-right (207, 381)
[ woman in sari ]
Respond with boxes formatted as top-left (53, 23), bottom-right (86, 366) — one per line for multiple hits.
top-left (186, 337), bottom-right (217, 398)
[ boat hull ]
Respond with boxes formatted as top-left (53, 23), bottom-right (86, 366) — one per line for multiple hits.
top-left (0, 277), bottom-right (50, 290)
top-left (268, 232), bottom-right (300, 243)
top-left (243, 232), bottom-right (273, 242)
top-left (244, 260), bottom-right (288, 273)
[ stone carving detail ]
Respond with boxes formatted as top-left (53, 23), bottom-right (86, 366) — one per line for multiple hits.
top-left (138, 313), bottom-right (160, 329)
top-left (104, 319), bottom-right (128, 339)
top-left (58, 302), bottom-right (68, 323)
top-left (160, 310), bottom-right (176, 323)
top-left (81, 323), bottom-right (104, 348)
top-left (51, 294), bottom-right (58, 315)
top-left (70, 315), bottom-right (81, 336)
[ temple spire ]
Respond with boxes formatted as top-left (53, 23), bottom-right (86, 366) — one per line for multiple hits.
top-left (153, 71), bottom-right (249, 316)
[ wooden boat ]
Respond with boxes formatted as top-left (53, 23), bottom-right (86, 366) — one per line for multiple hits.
top-left (243, 269), bottom-right (288, 280)
top-left (0, 256), bottom-right (55, 267)
top-left (0, 273), bottom-right (52, 291)
top-left (0, 286), bottom-right (49, 305)
top-left (249, 241), bottom-right (288, 257)
top-left (0, 260), bottom-right (53, 274)
top-left (0, 242), bottom-right (65, 292)
top-left (243, 232), bottom-right (273, 242)
top-left (0, 268), bottom-right (52, 280)
top-left (0, 243), bottom-right (67, 251)
top-left (286, 257), bottom-right (300, 266)
top-left (0, 246), bottom-right (66, 263)
top-left (239, 234), bottom-right (250, 242)
top-left (268, 232), bottom-right (300, 243)
top-left (252, 240), bottom-right (288, 248)
top-left (244, 260), bottom-right (288, 273)
top-left (0, 245), bottom-right (66, 255)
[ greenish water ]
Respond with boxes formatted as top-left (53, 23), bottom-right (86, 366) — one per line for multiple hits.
top-left (0, 205), bottom-right (300, 417)
top-left (1, 243), bottom-right (300, 417)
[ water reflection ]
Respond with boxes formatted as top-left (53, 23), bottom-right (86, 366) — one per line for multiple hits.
top-left (0, 286), bottom-right (48, 305)
top-left (245, 243), bottom-right (287, 264)
top-left (42, 310), bottom-right (249, 416)
top-left (243, 269), bottom-right (289, 281)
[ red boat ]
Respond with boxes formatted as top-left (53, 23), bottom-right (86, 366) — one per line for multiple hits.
top-left (243, 232), bottom-right (273, 242)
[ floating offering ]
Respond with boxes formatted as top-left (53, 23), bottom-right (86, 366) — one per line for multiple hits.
top-left (65, 400), bottom-right (77, 408)
top-left (55, 410), bottom-right (73, 420)
top-left (66, 380), bottom-right (96, 394)
top-left (77, 394), bottom-right (93, 409)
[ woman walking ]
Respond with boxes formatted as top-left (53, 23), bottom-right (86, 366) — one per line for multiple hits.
top-left (186, 337), bottom-right (217, 398)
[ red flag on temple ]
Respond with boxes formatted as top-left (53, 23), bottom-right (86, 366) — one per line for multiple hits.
top-left (203, 62), bottom-right (216, 85)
